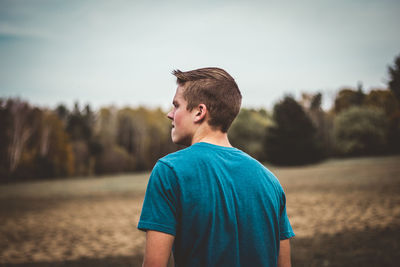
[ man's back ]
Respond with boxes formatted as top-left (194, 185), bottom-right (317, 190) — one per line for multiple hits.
top-left (138, 142), bottom-right (294, 267)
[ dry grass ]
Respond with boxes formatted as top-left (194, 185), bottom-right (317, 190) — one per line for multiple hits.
top-left (270, 156), bottom-right (400, 266)
top-left (1, 156), bottom-right (400, 266)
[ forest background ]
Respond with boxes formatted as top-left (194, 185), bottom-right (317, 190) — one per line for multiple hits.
top-left (1, 54), bottom-right (399, 182)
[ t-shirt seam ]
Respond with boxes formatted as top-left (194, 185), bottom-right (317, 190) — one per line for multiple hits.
top-left (158, 158), bottom-right (175, 170)
top-left (155, 159), bottom-right (182, 215)
top-left (138, 221), bottom-right (176, 236)
top-left (156, 160), bottom-right (180, 191)
top-left (280, 231), bottom-right (295, 239)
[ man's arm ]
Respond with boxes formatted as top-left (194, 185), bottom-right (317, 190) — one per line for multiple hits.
top-left (142, 230), bottom-right (175, 267)
top-left (278, 239), bottom-right (291, 267)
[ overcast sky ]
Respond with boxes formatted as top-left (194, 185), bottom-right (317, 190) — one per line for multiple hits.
top-left (0, 0), bottom-right (399, 111)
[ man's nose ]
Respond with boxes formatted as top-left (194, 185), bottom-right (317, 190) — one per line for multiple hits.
top-left (167, 109), bottom-right (173, 120)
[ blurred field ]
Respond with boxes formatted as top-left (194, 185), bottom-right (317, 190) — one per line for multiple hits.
top-left (1, 155), bottom-right (400, 266)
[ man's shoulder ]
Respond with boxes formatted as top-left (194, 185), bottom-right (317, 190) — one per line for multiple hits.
top-left (158, 142), bottom-right (267, 172)
top-left (158, 145), bottom-right (197, 168)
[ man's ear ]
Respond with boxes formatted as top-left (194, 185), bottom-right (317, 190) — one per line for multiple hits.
top-left (194, 104), bottom-right (207, 123)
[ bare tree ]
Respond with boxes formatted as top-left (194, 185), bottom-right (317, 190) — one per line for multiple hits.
top-left (7, 99), bottom-right (34, 173)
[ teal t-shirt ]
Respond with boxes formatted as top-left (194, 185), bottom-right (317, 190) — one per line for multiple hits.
top-left (138, 142), bottom-right (294, 267)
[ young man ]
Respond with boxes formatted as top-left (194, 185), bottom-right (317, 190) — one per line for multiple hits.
top-left (138, 67), bottom-right (295, 267)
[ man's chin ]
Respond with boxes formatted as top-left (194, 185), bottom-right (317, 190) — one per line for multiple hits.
top-left (171, 135), bottom-right (181, 145)
top-left (171, 135), bottom-right (191, 147)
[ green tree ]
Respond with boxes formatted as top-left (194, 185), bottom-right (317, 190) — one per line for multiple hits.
top-left (95, 107), bottom-right (117, 147)
top-left (66, 102), bottom-right (93, 141)
top-left (301, 92), bottom-right (334, 157)
top-left (229, 108), bottom-right (272, 160)
top-left (388, 54), bottom-right (400, 101)
top-left (333, 107), bottom-right (388, 156)
top-left (264, 96), bottom-right (320, 165)
top-left (364, 89), bottom-right (400, 154)
top-left (55, 104), bottom-right (69, 124)
top-left (66, 102), bottom-right (98, 175)
top-left (94, 106), bottom-right (132, 174)
top-left (0, 99), bottom-right (11, 179)
top-left (95, 145), bottom-right (134, 174)
top-left (364, 89), bottom-right (399, 116)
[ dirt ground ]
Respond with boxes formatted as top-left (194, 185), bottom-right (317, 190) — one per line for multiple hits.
top-left (1, 156), bottom-right (400, 266)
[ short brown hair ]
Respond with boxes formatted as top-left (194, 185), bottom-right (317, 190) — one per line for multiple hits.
top-left (172, 67), bottom-right (242, 133)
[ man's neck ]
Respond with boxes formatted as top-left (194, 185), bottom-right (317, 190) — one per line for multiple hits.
top-left (191, 126), bottom-right (232, 147)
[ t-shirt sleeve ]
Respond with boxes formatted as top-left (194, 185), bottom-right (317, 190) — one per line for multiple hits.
top-left (279, 191), bottom-right (295, 240)
top-left (137, 161), bottom-right (179, 236)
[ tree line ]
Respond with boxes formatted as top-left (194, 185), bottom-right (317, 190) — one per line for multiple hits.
top-left (232, 54), bottom-right (400, 165)
top-left (0, 102), bottom-right (178, 181)
top-left (1, 54), bottom-right (399, 181)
